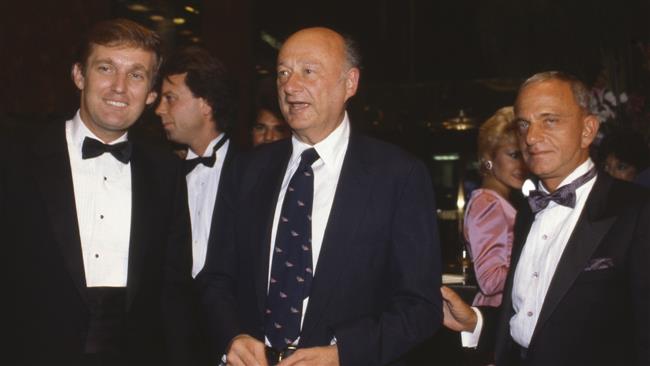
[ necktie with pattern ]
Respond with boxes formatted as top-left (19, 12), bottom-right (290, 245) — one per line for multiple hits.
top-left (265, 147), bottom-right (320, 350)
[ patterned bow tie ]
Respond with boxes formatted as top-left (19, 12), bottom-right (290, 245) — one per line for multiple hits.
top-left (184, 136), bottom-right (228, 175)
top-left (527, 167), bottom-right (597, 214)
top-left (82, 137), bottom-right (132, 164)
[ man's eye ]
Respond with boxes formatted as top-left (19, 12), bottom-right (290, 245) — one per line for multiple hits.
top-left (98, 65), bottom-right (111, 72)
top-left (277, 70), bottom-right (289, 78)
top-left (130, 72), bottom-right (145, 80)
top-left (517, 120), bottom-right (529, 130)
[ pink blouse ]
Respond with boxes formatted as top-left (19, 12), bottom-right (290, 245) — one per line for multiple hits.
top-left (463, 189), bottom-right (516, 307)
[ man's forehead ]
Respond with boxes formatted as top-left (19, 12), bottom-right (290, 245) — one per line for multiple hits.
top-left (88, 44), bottom-right (156, 66)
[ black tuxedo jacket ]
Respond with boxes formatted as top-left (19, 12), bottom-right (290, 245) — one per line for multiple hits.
top-left (193, 141), bottom-right (238, 365)
top-left (491, 174), bottom-right (650, 365)
top-left (0, 121), bottom-right (195, 365)
top-left (200, 133), bottom-right (442, 365)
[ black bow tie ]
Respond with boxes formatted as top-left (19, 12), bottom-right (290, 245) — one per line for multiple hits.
top-left (184, 136), bottom-right (228, 175)
top-left (184, 155), bottom-right (216, 174)
top-left (527, 167), bottom-right (597, 214)
top-left (82, 137), bottom-right (132, 164)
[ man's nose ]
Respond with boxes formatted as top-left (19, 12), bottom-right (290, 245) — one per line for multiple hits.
top-left (112, 72), bottom-right (128, 93)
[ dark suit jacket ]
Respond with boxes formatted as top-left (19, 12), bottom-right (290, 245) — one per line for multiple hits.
top-left (0, 121), bottom-right (195, 365)
top-left (491, 173), bottom-right (650, 366)
top-left (200, 132), bottom-right (442, 365)
top-left (193, 141), bottom-right (238, 365)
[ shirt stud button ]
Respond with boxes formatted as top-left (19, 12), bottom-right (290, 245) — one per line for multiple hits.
top-left (527, 311), bottom-right (533, 317)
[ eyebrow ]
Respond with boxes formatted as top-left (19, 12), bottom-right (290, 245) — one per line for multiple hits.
top-left (92, 58), bottom-right (149, 73)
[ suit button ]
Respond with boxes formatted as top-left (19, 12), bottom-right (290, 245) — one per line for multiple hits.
top-left (527, 311), bottom-right (533, 317)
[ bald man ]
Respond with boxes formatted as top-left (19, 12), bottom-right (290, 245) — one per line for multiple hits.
top-left (200, 27), bottom-right (442, 366)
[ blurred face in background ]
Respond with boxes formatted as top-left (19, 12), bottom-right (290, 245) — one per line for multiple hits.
top-left (604, 154), bottom-right (637, 181)
top-left (156, 73), bottom-right (215, 151)
top-left (251, 108), bottom-right (290, 146)
top-left (489, 139), bottom-right (527, 190)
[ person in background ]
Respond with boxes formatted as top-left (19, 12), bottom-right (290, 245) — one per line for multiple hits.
top-left (599, 127), bottom-right (649, 183)
top-left (251, 77), bottom-right (291, 146)
top-left (155, 45), bottom-right (238, 364)
top-left (464, 106), bottom-right (526, 308)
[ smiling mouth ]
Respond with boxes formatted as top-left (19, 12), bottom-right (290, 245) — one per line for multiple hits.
top-left (105, 100), bottom-right (128, 108)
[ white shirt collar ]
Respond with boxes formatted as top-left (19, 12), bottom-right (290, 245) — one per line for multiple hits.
top-left (289, 111), bottom-right (350, 167)
top-left (69, 110), bottom-right (128, 149)
top-left (522, 158), bottom-right (595, 196)
top-left (186, 133), bottom-right (226, 159)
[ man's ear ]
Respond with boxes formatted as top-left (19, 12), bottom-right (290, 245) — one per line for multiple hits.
top-left (580, 114), bottom-right (600, 149)
top-left (199, 98), bottom-right (213, 117)
top-left (344, 67), bottom-right (360, 101)
top-left (72, 63), bottom-right (85, 91)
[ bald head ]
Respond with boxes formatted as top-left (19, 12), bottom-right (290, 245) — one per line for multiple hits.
top-left (276, 27), bottom-right (360, 145)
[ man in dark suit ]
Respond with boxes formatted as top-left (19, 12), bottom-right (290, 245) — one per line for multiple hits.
top-left (0, 19), bottom-right (194, 364)
top-left (442, 71), bottom-right (650, 365)
top-left (156, 46), bottom-right (238, 363)
top-left (200, 27), bottom-right (442, 366)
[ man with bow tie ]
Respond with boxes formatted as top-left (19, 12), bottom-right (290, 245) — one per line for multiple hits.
top-left (443, 71), bottom-right (650, 365)
top-left (155, 46), bottom-right (238, 364)
top-left (156, 46), bottom-right (237, 280)
top-left (0, 19), bottom-right (195, 364)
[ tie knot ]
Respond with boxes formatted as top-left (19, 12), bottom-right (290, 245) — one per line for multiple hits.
top-left (300, 148), bottom-right (320, 167)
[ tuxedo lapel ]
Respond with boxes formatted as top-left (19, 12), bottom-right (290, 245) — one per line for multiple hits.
top-left (300, 134), bottom-right (374, 339)
top-left (531, 174), bottom-right (616, 341)
top-left (254, 141), bottom-right (293, 318)
top-left (32, 123), bottom-right (88, 304)
top-left (206, 143), bottom-right (235, 252)
top-left (126, 143), bottom-right (156, 309)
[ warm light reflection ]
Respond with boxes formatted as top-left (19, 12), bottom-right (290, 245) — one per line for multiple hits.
top-left (127, 4), bottom-right (150, 12)
top-left (173, 17), bottom-right (186, 25)
top-left (149, 15), bottom-right (164, 22)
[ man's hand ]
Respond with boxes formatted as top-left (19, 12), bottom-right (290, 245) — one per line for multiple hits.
top-left (441, 286), bottom-right (478, 332)
top-left (227, 334), bottom-right (268, 366)
top-left (278, 345), bottom-right (338, 366)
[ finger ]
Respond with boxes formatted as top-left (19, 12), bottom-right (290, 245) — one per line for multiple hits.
top-left (226, 352), bottom-right (243, 366)
top-left (441, 286), bottom-right (460, 303)
top-left (237, 346), bottom-right (262, 366)
top-left (253, 344), bottom-right (269, 366)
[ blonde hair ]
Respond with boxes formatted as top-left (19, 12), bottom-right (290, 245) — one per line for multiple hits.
top-left (477, 106), bottom-right (517, 176)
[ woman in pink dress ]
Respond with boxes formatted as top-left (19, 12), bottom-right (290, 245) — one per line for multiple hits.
top-left (464, 106), bottom-right (527, 307)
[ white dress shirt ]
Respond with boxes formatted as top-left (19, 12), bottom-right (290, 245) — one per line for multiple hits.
top-left (66, 111), bottom-right (132, 288)
top-left (509, 159), bottom-right (596, 347)
top-left (268, 113), bottom-right (350, 329)
top-left (186, 135), bottom-right (229, 278)
top-left (461, 159), bottom-right (597, 348)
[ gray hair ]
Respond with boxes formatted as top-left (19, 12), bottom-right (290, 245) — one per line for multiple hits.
top-left (519, 71), bottom-right (592, 114)
top-left (343, 34), bottom-right (362, 70)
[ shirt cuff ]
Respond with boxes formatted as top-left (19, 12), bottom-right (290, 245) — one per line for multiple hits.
top-left (460, 306), bottom-right (483, 348)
